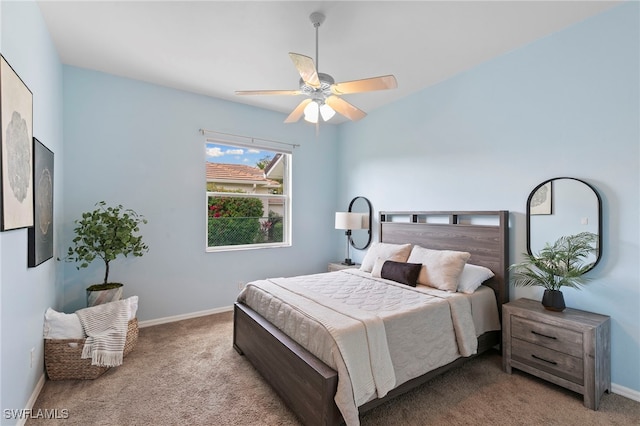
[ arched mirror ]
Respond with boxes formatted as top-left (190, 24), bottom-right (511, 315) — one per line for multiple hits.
top-left (348, 196), bottom-right (372, 250)
top-left (527, 177), bottom-right (602, 271)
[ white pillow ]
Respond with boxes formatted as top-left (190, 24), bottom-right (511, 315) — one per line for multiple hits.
top-left (457, 264), bottom-right (495, 294)
top-left (360, 242), bottom-right (412, 272)
top-left (371, 257), bottom-right (386, 278)
top-left (126, 295), bottom-right (139, 320)
top-left (43, 308), bottom-right (86, 339)
top-left (407, 246), bottom-right (471, 292)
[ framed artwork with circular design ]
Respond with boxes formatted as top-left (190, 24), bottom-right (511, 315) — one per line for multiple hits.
top-left (28, 138), bottom-right (54, 267)
top-left (1, 54), bottom-right (34, 231)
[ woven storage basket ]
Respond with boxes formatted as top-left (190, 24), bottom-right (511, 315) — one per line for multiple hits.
top-left (45, 318), bottom-right (138, 380)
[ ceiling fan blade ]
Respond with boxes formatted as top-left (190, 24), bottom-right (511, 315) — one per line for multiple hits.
top-left (284, 99), bottom-right (313, 123)
top-left (235, 89), bottom-right (301, 96)
top-left (325, 96), bottom-right (367, 121)
top-left (331, 75), bottom-right (398, 95)
top-left (289, 53), bottom-right (320, 88)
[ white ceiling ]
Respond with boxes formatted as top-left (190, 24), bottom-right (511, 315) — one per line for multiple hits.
top-left (37, 1), bottom-right (621, 123)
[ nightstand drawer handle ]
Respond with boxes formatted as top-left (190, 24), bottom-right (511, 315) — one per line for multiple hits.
top-left (531, 354), bottom-right (558, 365)
top-left (531, 330), bottom-right (557, 340)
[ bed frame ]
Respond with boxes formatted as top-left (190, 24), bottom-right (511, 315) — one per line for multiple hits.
top-left (233, 210), bottom-right (509, 425)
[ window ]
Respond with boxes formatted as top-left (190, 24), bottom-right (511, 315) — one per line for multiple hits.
top-left (206, 141), bottom-right (291, 251)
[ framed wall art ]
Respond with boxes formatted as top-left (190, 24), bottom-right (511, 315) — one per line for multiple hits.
top-left (28, 138), bottom-right (54, 267)
top-left (0, 54), bottom-right (34, 231)
top-left (530, 181), bottom-right (552, 215)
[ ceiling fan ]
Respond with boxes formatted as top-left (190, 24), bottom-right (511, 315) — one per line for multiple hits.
top-left (235, 12), bottom-right (398, 124)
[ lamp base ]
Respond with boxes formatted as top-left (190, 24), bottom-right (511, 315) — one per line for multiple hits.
top-left (342, 259), bottom-right (355, 266)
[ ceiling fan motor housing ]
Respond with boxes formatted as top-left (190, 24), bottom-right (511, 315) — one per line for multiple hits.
top-left (299, 72), bottom-right (334, 100)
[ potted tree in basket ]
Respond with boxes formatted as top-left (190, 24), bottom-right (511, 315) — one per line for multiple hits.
top-left (63, 201), bottom-right (149, 306)
top-left (509, 232), bottom-right (598, 311)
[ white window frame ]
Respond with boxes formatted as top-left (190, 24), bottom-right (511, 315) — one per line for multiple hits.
top-left (205, 141), bottom-right (292, 252)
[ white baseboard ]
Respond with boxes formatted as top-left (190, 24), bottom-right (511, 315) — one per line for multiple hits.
top-left (17, 373), bottom-right (46, 426)
top-left (612, 383), bottom-right (640, 402)
top-left (138, 305), bottom-right (233, 328)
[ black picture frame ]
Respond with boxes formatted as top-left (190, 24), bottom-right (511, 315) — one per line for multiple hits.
top-left (0, 54), bottom-right (34, 231)
top-left (28, 138), bottom-right (54, 267)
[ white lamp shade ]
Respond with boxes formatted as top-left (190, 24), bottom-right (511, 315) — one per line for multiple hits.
top-left (319, 103), bottom-right (336, 121)
top-left (304, 101), bottom-right (319, 123)
top-left (335, 212), bottom-right (364, 230)
top-left (360, 214), bottom-right (370, 229)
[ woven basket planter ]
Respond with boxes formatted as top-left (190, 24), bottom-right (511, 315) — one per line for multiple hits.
top-left (44, 318), bottom-right (139, 380)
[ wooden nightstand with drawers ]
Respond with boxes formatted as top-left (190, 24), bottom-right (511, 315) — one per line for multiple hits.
top-left (502, 298), bottom-right (610, 410)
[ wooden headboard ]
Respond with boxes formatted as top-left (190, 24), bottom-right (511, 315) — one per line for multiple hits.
top-left (379, 211), bottom-right (510, 312)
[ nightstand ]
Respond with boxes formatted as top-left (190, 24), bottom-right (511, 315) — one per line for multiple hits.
top-left (502, 298), bottom-right (610, 410)
top-left (328, 262), bottom-right (360, 272)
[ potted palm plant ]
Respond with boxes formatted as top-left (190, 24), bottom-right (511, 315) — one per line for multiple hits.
top-left (63, 201), bottom-right (149, 306)
top-left (509, 232), bottom-right (598, 311)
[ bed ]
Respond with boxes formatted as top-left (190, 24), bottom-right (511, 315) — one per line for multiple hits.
top-left (233, 210), bottom-right (509, 426)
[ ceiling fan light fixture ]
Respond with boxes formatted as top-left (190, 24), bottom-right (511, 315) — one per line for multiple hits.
top-left (320, 102), bottom-right (335, 121)
top-left (236, 11), bottom-right (397, 124)
top-left (303, 100), bottom-right (320, 123)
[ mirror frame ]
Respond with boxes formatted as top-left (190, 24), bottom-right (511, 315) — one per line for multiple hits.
top-left (348, 196), bottom-right (373, 250)
top-left (526, 176), bottom-right (603, 271)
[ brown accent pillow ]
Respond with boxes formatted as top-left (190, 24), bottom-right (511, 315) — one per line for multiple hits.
top-left (380, 260), bottom-right (422, 287)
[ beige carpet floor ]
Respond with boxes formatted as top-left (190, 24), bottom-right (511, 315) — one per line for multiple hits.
top-left (28, 311), bottom-right (639, 425)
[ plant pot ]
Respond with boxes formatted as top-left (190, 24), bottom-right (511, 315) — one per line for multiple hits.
top-left (86, 284), bottom-right (123, 307)
top-left (541, 289), bottom-right (566, 312)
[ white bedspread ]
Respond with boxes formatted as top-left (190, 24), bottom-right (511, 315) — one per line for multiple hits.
top-left (238, 269), bottom-right (495, 426)
top-left (251, 279), bottom-right (395, 405)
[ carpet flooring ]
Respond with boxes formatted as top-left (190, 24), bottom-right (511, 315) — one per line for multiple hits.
top-left (28, 311), bottom-right (639, 425)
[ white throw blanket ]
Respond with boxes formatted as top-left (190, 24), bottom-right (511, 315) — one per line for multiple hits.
top-left (76, 299), bottom-right (129, 367)
top-left (267, 278), bottom-right (396, 403)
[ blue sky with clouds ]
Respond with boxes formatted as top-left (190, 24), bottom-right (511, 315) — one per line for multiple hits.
top-left (205, 143), bottom-right (274, 166)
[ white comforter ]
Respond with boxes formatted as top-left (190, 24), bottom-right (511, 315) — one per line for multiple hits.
top-left (238, 269), bottom-right (485, 426)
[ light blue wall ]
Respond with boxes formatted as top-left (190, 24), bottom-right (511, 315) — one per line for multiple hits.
top-left (0, 0), bottom-right (64, 419)
top-left (62, 67), bottom-right (339, 319)
top-left (336, 3), bottom-right (639, 393)
top-left (1, 0), bottom-right (638, 414)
